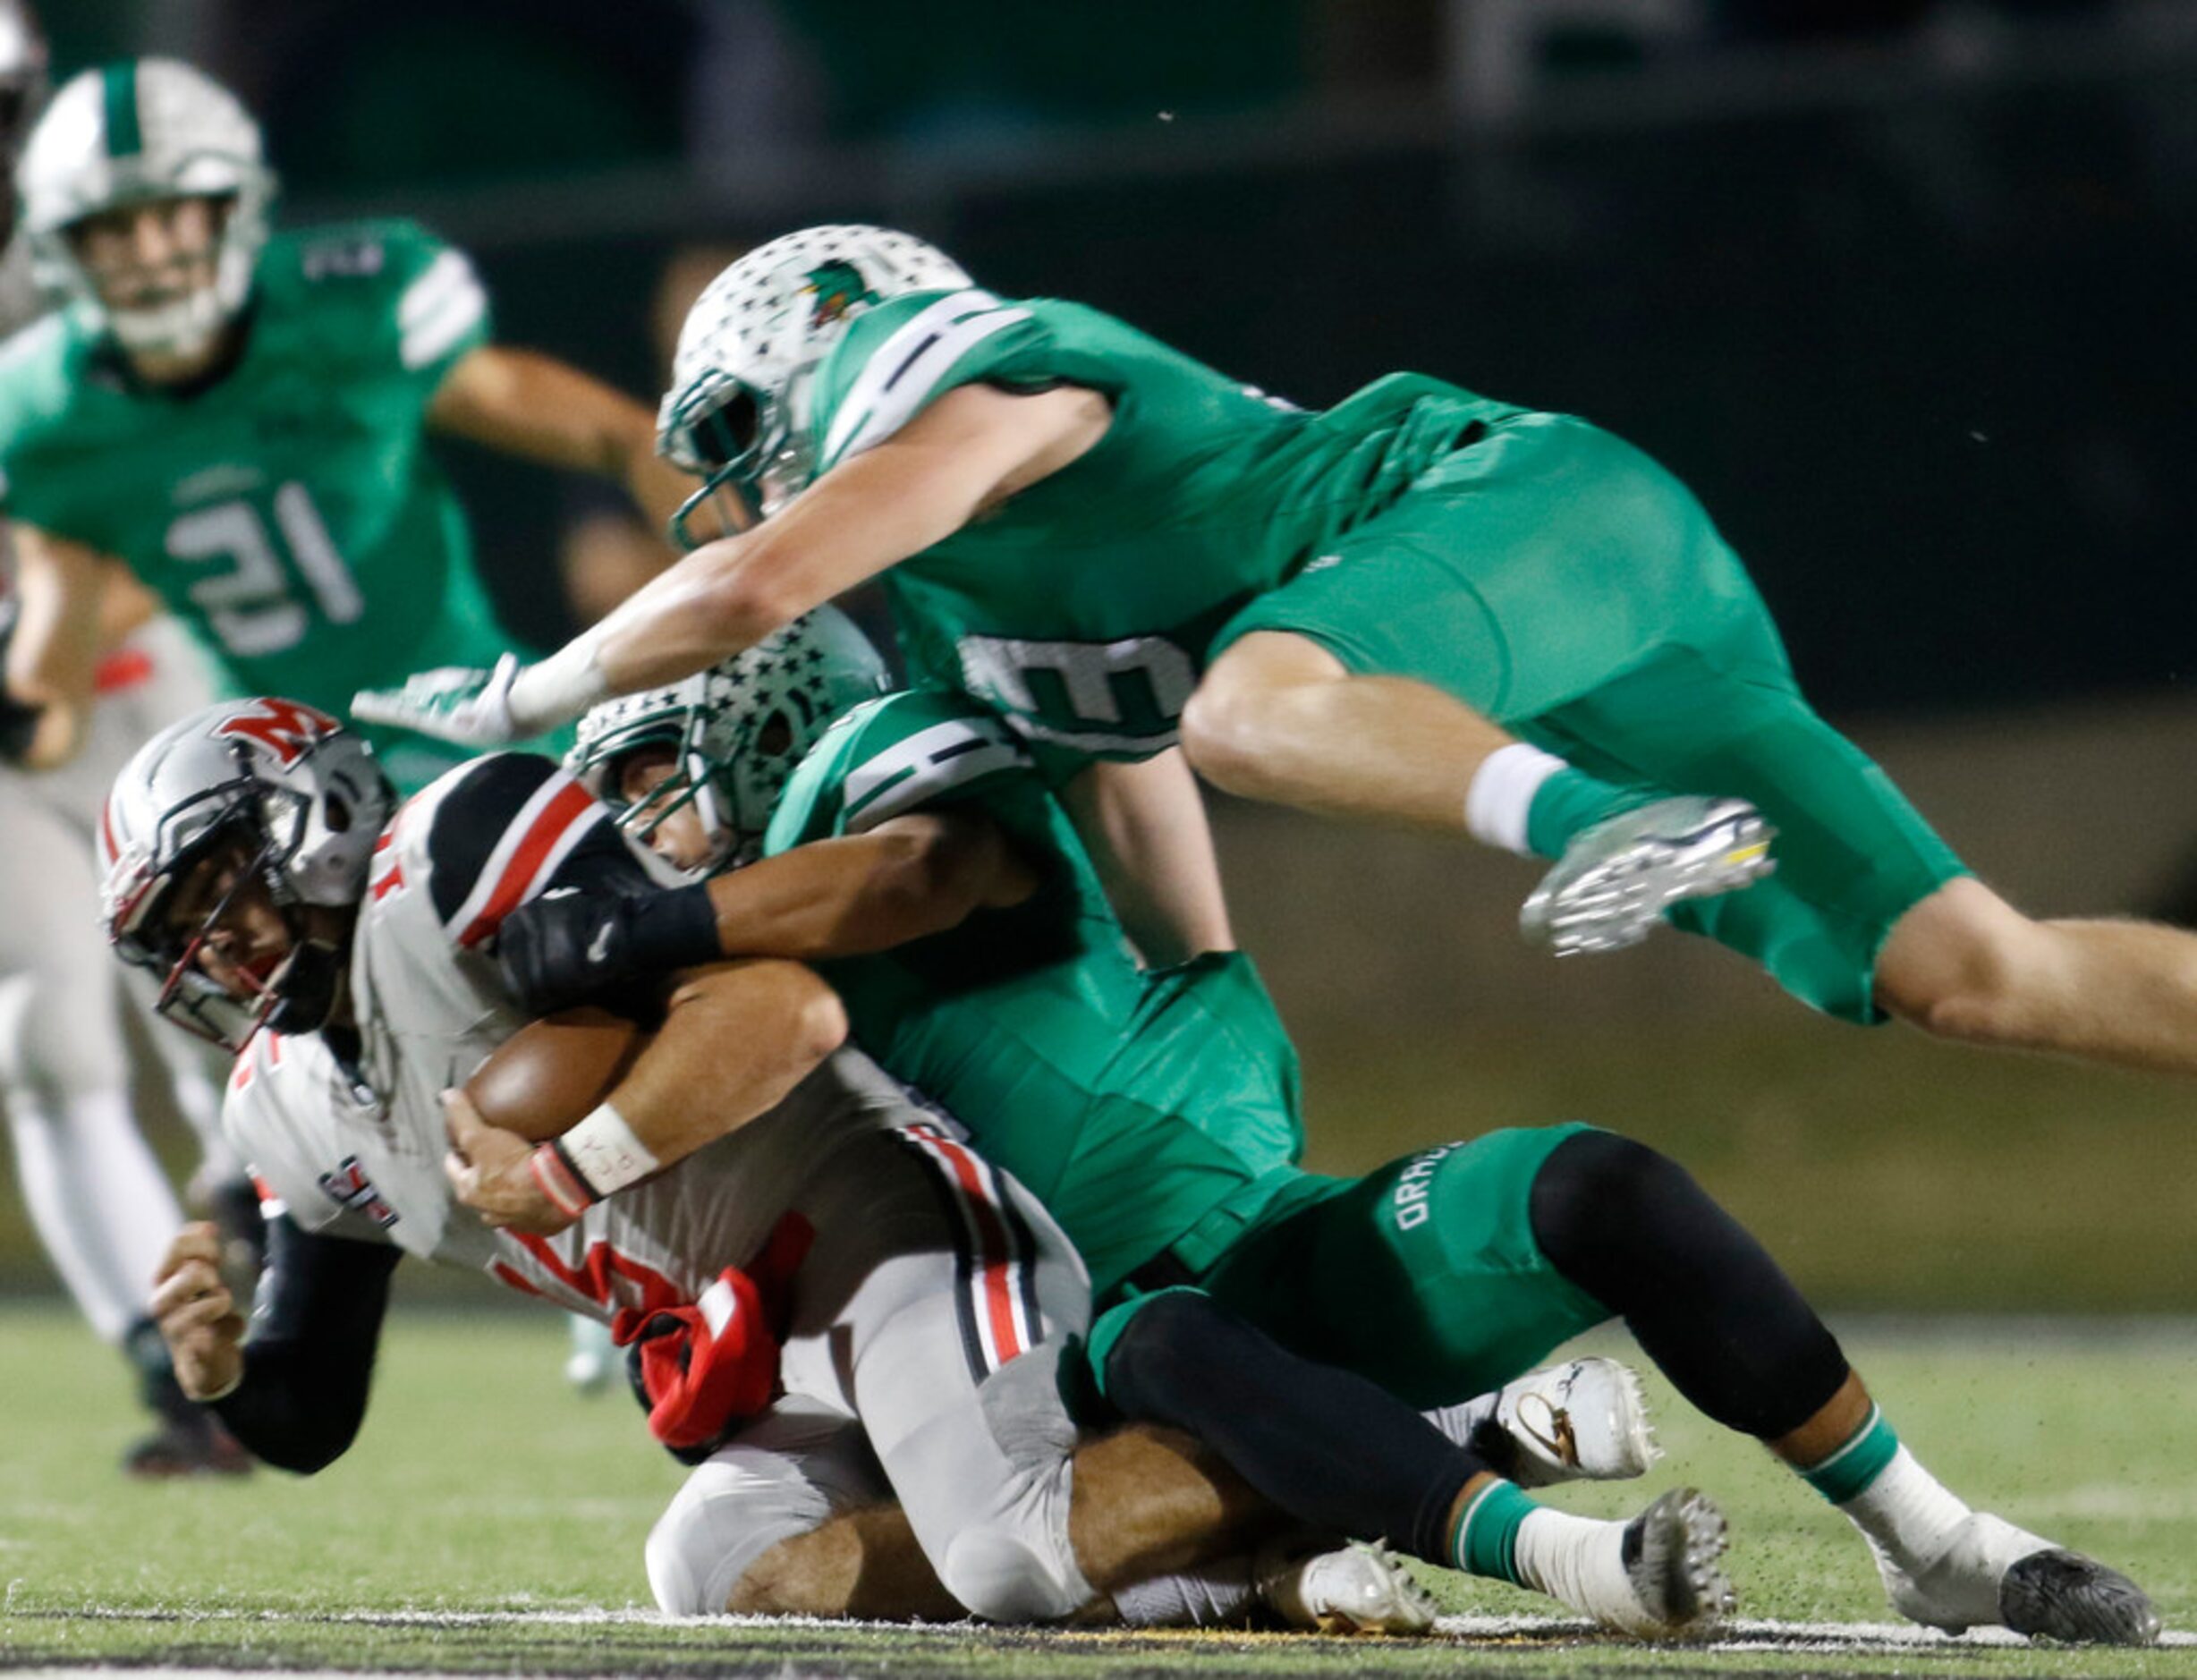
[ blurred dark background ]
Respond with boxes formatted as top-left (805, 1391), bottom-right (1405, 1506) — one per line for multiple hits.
top-left (14, 0), bottom-right (2197, 1308)
top-left (52, 0), bottom-right (2195, 711)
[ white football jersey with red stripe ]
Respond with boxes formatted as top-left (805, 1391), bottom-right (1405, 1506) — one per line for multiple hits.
top-left (225, 751), bottom-right (909, 1318)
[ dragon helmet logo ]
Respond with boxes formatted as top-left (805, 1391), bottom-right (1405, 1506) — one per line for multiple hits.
top-left (802, 260), bottom-right (878, 330)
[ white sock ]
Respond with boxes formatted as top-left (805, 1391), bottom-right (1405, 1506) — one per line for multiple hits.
top-left (1464, 744), bottom-right (1568, 856)
top-left (1838, 1445), bottom-right (1976, 1570)
top-left (1113, 1557), bottom-right (1257, 1627)
top-left (8, 1087), bottom-right (183, 1343)
top-left (1511, 1506), bottom-right (1641, 1627)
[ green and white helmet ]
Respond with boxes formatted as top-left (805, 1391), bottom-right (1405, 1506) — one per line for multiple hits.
top-left (567, 606), bottom-right (891, 872)
top-left (16, 57), bottom-right (274, 355)
top-left (657, 225), bottom-right (971, 540)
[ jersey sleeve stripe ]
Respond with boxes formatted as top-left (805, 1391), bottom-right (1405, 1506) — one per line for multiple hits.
top-left (841, 717), bottom-right (1031, 833)
top-left (445, 774), bottom-right (607, 947)
top-left (398, 251), bottom-right (488, 370)
top-left (822, 290), bottom-right (1033, 468)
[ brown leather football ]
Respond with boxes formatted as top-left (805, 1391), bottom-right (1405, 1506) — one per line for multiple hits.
top-left (463, 1007), bottom-right (646, 1141)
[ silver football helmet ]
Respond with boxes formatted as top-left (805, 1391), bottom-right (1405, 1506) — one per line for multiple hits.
top-left (101, 698), bottom-right (394, 1049)
top-left (567, 607), bottom-right (890, 873)
top-left (657, 225), bottom-right (971, 539)
top-left (17, 57), bottom-right (274, 357)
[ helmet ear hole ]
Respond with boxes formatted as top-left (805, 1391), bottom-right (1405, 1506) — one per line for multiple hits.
top-left (757, 713), bottom-right (794, 758)
top-left (323, 792), bottom-right (352, 833)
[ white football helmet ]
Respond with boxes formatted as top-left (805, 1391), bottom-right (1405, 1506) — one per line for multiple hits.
top-left (566, 607), bottom-right (890, 873)
top-left (17, 57), bottom-right (274, 356)
top-left (101, 698), bottom-right (394, 1049)
top-left (657, 225), bottom-right (971, 539)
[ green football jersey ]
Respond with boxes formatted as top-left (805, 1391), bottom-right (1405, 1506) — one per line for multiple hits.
top-left (804, 289), bottom-right (1523, 767)
top-left (0, 219), bottom-right (512, 790)
top-left (762, 687), bottom-right (1306, 1296)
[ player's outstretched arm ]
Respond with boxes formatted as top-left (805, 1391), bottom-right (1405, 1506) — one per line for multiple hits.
top-left (427, 344), bottom-right (697, 543)
top-left (496, 813), bottom-right (1039, 1017)
top-left (4, 522), bottom-right (110, 768)
top-left (353, 384), bottom-right (1107, 749)
top-left (152, 1215), bottom-right (402, 1473)
top-left (1058, 752), bottom-right (1234, 967)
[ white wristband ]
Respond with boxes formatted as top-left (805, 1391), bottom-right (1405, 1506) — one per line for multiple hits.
top-left (557, 1103), bottom-right (662, 1201)
top-left (1464, 743), bottom-right (1569, 857)
top-left (505, 631), bottom-right (612, 735)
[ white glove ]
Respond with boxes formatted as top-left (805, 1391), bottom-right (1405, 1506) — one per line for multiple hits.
top-left (352, 652), bottom-right (528, 749)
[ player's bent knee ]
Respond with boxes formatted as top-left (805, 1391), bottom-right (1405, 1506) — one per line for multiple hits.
top-left (645, 1449), bottom-right (838, 1616)
top-left (1876, 881), bottom-right (2049, 1044)
top-left (0, 972), bottom-right (121, 1101)
top-left (1530, 1129), bottom-right (1701, 1274)
top-left (937, 1526), bottom-right (1089, 1624)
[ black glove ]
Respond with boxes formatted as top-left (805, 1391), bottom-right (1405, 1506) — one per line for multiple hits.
top-left (0, 686), bottom-right (42, 765)
top-left (496, 884), bottom-right (722, 1016)
top-left (0, 603), bottom-right (42, 766)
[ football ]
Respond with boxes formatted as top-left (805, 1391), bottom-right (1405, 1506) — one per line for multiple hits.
top-left (462, 1007), bottom-right (647, 1141)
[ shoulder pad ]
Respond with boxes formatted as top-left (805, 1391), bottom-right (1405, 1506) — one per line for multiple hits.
top-left (814, 289), bottom-right (1036, 471)
top-left (836, 693), bottom-right (1031, 833)
top-left (409, 754), bottom-right (607, 945)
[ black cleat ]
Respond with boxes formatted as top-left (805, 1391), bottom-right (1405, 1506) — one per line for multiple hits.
top-left (123, 1413), bottom-right (254, 1480)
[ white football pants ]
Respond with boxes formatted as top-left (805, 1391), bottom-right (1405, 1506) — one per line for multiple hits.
top-left (0, 617), bottom-right (225, 1344)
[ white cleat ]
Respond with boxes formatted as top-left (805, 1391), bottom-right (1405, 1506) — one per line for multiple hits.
top-left (1255, 1540), bottom-right (1438, 1635)
top-left (1521, 796), bottom-right (1775, 957)
top-left (1873, 1513), bottom-right (2160, 1646)
top-left (1490, 1357), bottom-right (1660, 1488)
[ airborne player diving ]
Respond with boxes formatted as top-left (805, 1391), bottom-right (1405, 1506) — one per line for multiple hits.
top-left (361, 225), bottom-right (2197, 1078)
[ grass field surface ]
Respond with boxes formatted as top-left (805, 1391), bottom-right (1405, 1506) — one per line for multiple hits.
top-left (4, 1302), bottom-right (2191, 1677)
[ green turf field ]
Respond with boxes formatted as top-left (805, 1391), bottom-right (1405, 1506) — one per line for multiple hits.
top-left (2, 1303), bottom-right (2189, 1677)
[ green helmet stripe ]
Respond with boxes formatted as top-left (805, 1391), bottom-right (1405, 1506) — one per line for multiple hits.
top-left (101, 62), bottom-right (143, 159)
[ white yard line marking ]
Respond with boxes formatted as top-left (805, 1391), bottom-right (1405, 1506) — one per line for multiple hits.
top-left (32, 1604), bottom-right (2196, 1647)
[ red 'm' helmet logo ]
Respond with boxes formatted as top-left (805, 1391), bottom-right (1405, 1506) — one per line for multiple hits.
top-left (215, 699), bottom-right (342, 768)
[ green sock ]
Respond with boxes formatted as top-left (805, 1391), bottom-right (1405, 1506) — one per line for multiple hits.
top-left (1798, 1404), bottom-right (1902, 1506)
top-left (1449, 1478), bottom-right (1540, 1585)
top-left (1523, 769), bottom-right (1652, 860)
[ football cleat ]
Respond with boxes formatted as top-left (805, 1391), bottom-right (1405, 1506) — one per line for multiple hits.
top-left (1612, 1489), bottom-right (1734, 1639)
top-left (123, 1413), bottom-right (252, 1479)
top-left (1521, 796), bottom-right (1775, 957)
top-left (1472, 1357), bottom-right (1661, 1489)
top-left (1872, 1514), bottom-right (2160, 1646)
top-left (1255, 1540), bottom-right (1438, 1635)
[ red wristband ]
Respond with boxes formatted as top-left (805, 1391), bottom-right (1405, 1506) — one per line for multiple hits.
top-left (529, 1141), bottom-right (597, 1220)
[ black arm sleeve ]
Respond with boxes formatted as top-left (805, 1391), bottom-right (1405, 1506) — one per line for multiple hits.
top-left (210, 1214), bottom-right (402, 1474)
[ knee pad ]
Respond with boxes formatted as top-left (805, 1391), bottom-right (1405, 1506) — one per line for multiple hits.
top-left (645, 1438), bottom-right (861, 1616)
